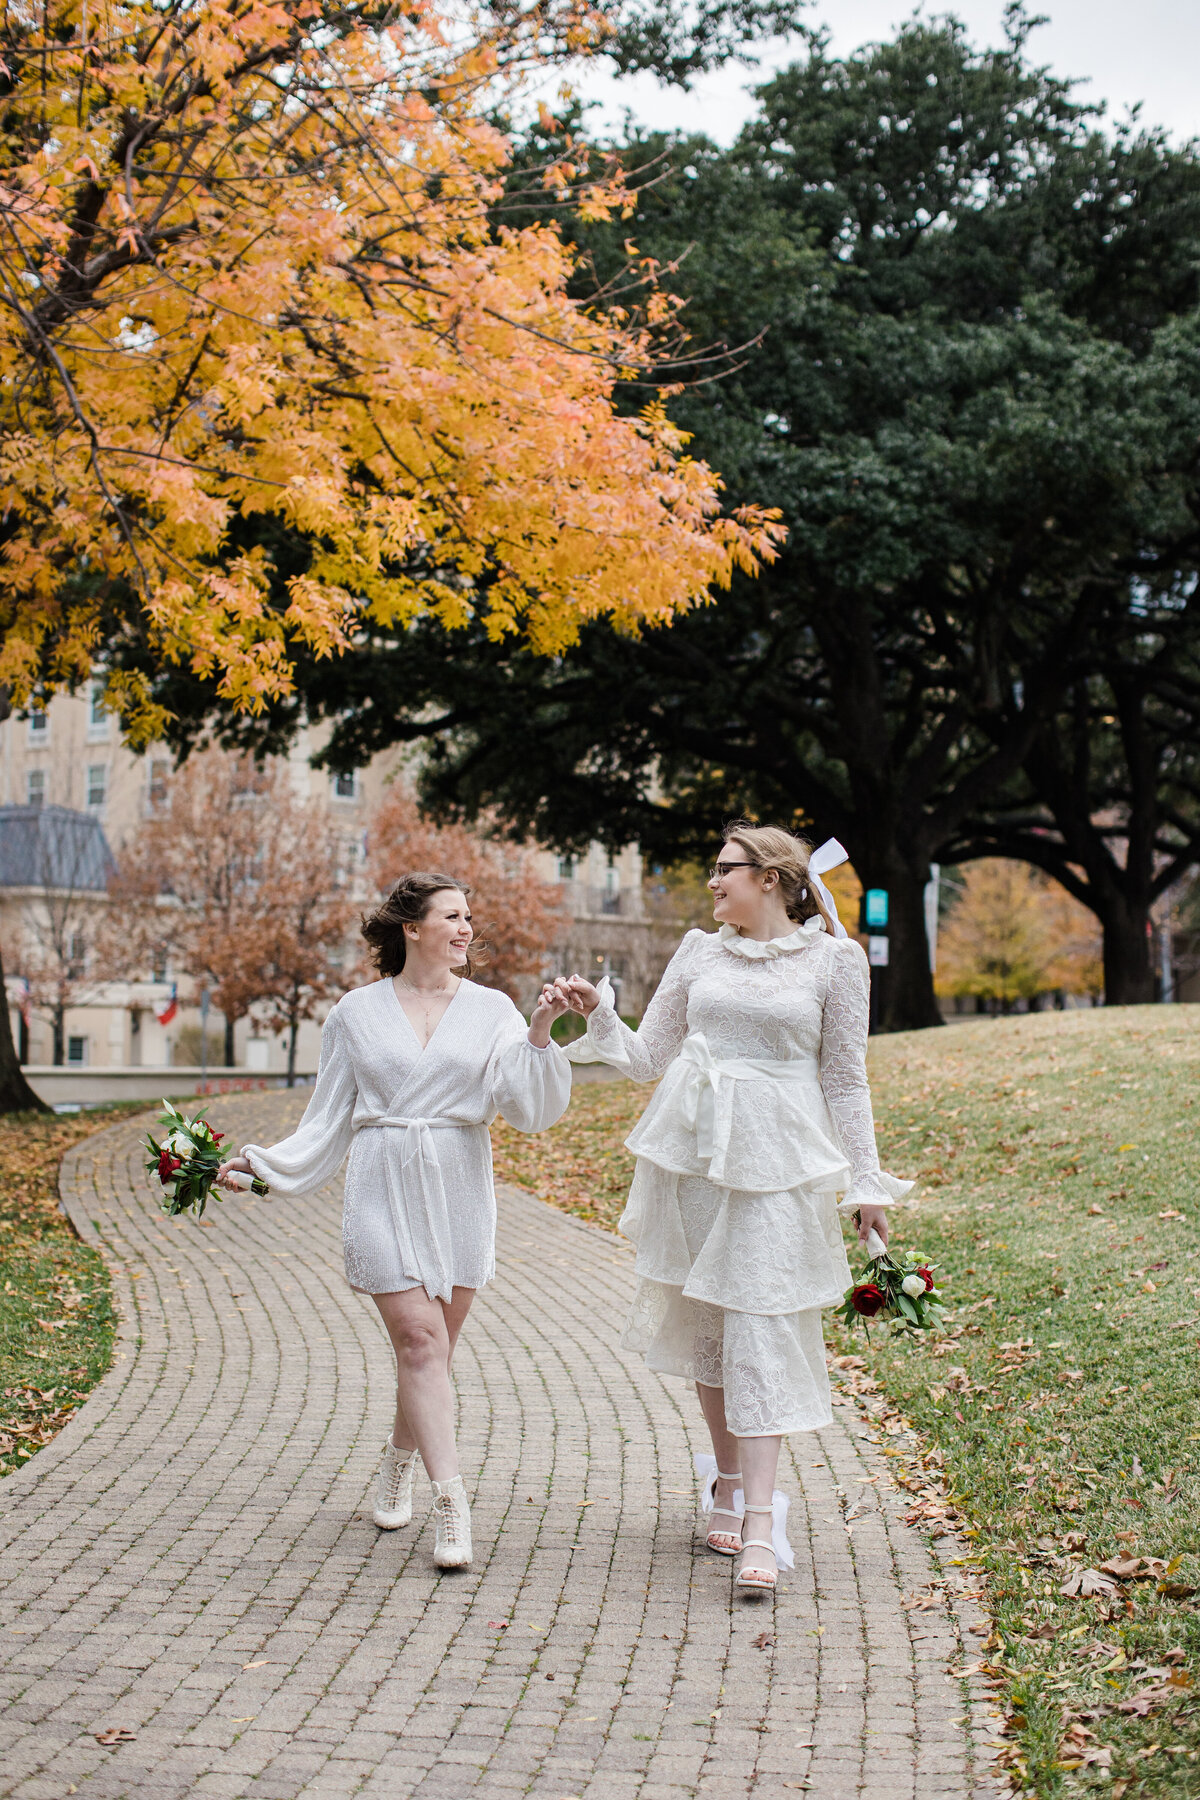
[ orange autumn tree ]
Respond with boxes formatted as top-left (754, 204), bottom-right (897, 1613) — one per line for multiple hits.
top-left (367, 786), bottom-right (565, 999)
top-left (0, 0), bottom-right (783, 742)
top-left (935, 860), bottom-right (1103, 1010)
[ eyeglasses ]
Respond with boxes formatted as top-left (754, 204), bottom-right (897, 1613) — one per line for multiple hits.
top-left (708, 860), bottom-right (759, 879)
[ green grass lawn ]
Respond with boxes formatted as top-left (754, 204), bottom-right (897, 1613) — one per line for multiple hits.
top-left (0, 1103), bottom-right (144, 1478)
top-left (493, 1006), bottom-right (1200, 1799)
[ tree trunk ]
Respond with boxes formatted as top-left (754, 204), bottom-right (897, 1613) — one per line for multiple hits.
top-left (1100, 895), bottom-right (1155, 1006)
top-left (286, 1017), bottom-right (298, 1088)
top-left (224, 1015), bottom-right (236, 1068)
top-left (52, 1005), bottom-right (65, 1066)
top-left (0, 946), bottom-right (50, 1113)
top-left (854, 851), bottom-right (944, 1033)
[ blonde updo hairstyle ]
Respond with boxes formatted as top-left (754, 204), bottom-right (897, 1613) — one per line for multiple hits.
top-left (722, 820), bottom-right (836, 935)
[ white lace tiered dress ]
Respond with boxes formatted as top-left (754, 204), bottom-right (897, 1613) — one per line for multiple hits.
top-left (576, 918), bottom-right (913, 1436)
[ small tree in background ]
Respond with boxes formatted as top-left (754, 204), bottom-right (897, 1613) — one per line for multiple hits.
top-left (936, 860), bottom-right (1102, 1011)
top-left (367, 787), bottom-right (565, 1000)
top-left (105, 750), bottom-right (289, 1061)
top-left (249, 807), bottom-right (356, 1086)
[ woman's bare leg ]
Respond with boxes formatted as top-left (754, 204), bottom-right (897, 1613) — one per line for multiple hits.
top-left (739, 1433), bottom-right (782, 1576)
top-left (374, 1286), bottom-right (476, 1481)
top-left (696, 1381), bottom-right (743, 1544)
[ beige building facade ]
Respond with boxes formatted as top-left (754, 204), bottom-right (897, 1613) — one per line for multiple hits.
top-left (2, 686), bottom-right (676, 1095)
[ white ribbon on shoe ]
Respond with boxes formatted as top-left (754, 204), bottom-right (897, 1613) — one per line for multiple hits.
top-left (694, 1452), bottom-right (795, 1570)
top-left (807, 837), bottom-right (850, 938)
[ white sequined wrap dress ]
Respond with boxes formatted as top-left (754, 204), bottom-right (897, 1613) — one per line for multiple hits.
top-left (573, 918), bottom-right (914, 1436)
top-left (240, 978), bottom-right (572, 1301)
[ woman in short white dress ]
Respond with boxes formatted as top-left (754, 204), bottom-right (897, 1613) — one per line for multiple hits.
top-left (557, 824), bottom-right (912, 1593)
top-left (218, 872), bottom-right (571, 1570)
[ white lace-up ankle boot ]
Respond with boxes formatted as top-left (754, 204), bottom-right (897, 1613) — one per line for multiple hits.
top-left (373, 1442), bottom-right (421, 1529)
top-left (430, 1475), bottom-right (472, 1568)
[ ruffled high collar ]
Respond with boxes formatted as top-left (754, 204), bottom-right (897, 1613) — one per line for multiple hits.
top-left (717, 916), bottom-right (826, 960)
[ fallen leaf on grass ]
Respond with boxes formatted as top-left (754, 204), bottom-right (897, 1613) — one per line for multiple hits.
top-left (1059, 1568), bottom-right (1118, 1598)
top-left (94, 1728), bottom-right (136, 1745)
top-left (1098, 1556), bottom-right (1144, 1579)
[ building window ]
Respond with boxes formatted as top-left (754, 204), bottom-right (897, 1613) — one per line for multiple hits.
top-left (148, 759), bottom-right (170, 811)
top-left (332, 770), bottom-right (358, 801)
top-left (28, 708), bottom-right (48, 742)
top-left (86, 764), bottom-right (107, 810)
top-left (67, 1036), bottom-right (88, 1064)
top-left (68, 932), bottom-right (86, 978)
top-left (557, 855), bottom-right (576, 881)
top-left (89, 681), bottom-right (108, 729)
top-left (26, 768), bottom-right (46, 808)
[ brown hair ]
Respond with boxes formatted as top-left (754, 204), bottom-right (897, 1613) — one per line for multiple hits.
top-left (721, 820), bottom-right (835, 933)
top-left (361, 872), bottom-right (473, 978)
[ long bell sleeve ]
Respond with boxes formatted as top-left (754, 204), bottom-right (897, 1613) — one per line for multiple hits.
top-left (819, 939), bottom-right (915, 1217)
top-left (487, 1011), bottom-right (572, 1133)
top-left (572, 931), bottom-right (698, 1082)
top-left (242, 1004), bottom-right (358, 1197)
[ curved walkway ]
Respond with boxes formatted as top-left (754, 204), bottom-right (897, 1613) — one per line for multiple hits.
top-left (0, 1094), bottom-right (998, 1800)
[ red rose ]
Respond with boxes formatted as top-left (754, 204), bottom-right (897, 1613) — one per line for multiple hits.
top-left (157, 1150), bottom-right (182, 1185)
top-left (851, 1282), bottom-right (887, 1317)
top-left (212, 1132), bottom-right (224, 1144)
top-left (917, 1267), bottom-right (935, 1291)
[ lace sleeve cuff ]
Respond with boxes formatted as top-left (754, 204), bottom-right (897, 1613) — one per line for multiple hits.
top-left (837, 1171), bottom-right (917, 1217)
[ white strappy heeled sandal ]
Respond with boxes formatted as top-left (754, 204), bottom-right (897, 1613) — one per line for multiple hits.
top-left (736, 1505), bottom-right (778, 1592)
top-left (703, 1467), bottom-right (744, 1556)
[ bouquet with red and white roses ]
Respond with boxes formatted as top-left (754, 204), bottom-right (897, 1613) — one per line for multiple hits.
top-left (835, 1231), bottom-right (946, 1338)
top-left (145, 1101), bottom-right (267, 1219)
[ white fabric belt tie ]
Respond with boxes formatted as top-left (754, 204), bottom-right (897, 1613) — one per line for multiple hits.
top-left (356, 1115), bottom-right (487, 1302)
top-left (676, 1034), bottom-right (820, 1166)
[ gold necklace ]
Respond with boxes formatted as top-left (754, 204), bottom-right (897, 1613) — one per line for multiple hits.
top-left (396, 971), bottom-right (456, 1041)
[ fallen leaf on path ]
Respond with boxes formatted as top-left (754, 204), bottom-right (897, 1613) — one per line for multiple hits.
top-left (487, 1621), bottom-right (509, 1630)
top-left (94, 1728), bottom-right (136, 1746)
top-left (241, 1660), bottom-right (268, 1669)
top-left (753, 1631), bottom-right (773, 1649)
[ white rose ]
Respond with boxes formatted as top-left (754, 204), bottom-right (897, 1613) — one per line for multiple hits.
top-left (901, 1273), bottom-right (927, 1298)
top-left (168, 1130), bottom-right (194, 1156)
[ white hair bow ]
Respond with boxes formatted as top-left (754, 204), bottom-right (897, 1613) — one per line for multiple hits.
top-left (808, 838), bottom-right (850, 938)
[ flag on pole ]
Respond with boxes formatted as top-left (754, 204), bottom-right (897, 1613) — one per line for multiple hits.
top-left (155, 984), bottom-right (178, 1027)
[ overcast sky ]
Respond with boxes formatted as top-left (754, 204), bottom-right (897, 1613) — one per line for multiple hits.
top-left (566, 1), bottom-right (1199, 147)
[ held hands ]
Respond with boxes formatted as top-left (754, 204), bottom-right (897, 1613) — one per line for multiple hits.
top-left (528, 983), bottom-right (571, 1048)
top-left (551, 974), bottom-right (603, 1018)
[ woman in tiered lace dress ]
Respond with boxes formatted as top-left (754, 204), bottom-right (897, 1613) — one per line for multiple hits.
top-left (218, 872), bottom-right (572, 1572)
top-left (557, 824), bottom-right (912, 1593)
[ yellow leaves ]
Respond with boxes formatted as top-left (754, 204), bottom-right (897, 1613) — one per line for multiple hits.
top-left (0, 0), bottom-right (783, 740)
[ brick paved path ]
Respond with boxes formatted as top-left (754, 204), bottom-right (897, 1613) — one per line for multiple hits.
top-left (0, 1095), bottom-right (998, 1800)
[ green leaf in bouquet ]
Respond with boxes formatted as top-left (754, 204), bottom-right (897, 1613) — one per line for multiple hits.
top-left (897, 1292), bottom-right (921, 1324)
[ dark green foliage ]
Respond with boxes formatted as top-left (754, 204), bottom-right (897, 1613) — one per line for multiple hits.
top-left (113, 10), bottom-right (1200, 1029)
